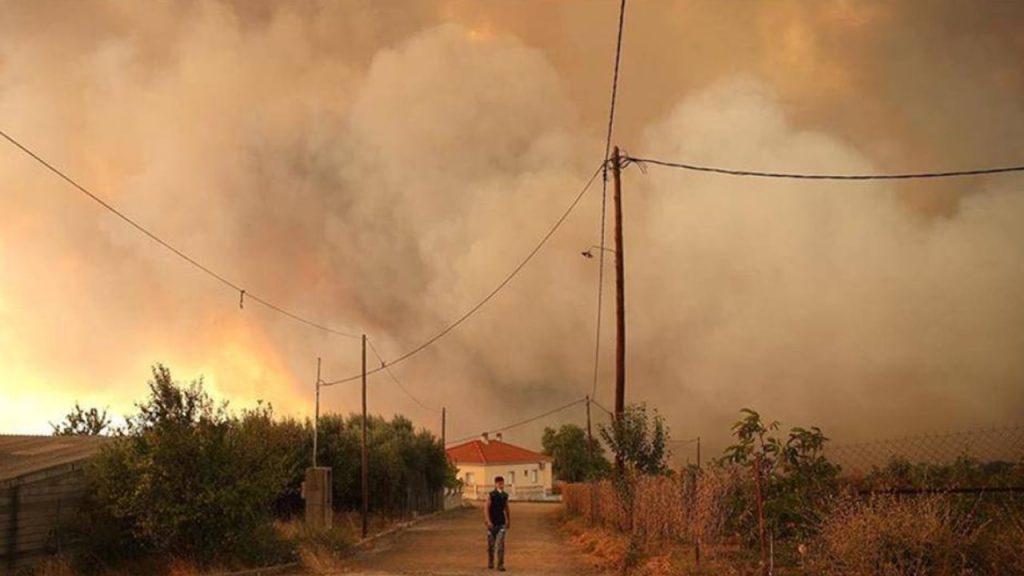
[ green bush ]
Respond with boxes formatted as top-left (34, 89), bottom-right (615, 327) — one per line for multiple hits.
top-left (314, 413), bottom-right (454, 514)
top-left (62, 363), bottom-right (455, 572)
top-left (77, 365), bottom-right (294, 568)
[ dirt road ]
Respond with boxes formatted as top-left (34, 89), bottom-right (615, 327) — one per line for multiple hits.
top-left (339, 502), bottom-right (594, 575)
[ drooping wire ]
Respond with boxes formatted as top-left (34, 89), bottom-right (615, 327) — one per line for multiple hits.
top-left (446, 397), bottom-right (589, 446)
top-left (624, 155), bottom-right (1024, 180)
top-left (322, 163), bottom-right (605, 386)
top-left (590, 399), bottom-right (614, 417)
top-left (0, 128), bottom-right (362, 340)
top-left (592, 0), bottom-right (629, 402)
top-left (366, 337), bottom-right (439, 414)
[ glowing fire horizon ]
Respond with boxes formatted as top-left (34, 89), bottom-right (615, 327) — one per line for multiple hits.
top-left (2, 1), bottom-right (1023, 447)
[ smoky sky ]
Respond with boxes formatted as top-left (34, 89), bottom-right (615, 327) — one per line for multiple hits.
top-left (1, 1), bottom-right (1022, 456)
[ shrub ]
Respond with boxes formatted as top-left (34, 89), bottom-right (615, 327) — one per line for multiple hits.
top-left (76, 365), bottom-right (293, 568)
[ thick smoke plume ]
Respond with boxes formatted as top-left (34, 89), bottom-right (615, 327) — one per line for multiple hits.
top-left (1, 1), bottom-right (1022, 454)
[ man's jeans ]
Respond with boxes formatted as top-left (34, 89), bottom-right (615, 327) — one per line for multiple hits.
top-left (487, 525), bottom-right (507, 567)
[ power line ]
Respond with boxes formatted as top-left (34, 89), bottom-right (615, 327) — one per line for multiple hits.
top-left (625, 154), bottom-right (1024, 181)
top-left (603, 0), bottom-right (628, 169)
top-left (0, 128), bottom-right (362, 340)
top-left (591, 399), bottom-right (614, 417)
top-left (667, 437), bottom-right (700, 445)
top-left (592, 0), bottom-right (628, 402)
top-left (365, 337), bottom-right (438, 414)
top-left (446, 397), bottom-right (588, 446)
top-left (322, 163), bottom-right (605, 386)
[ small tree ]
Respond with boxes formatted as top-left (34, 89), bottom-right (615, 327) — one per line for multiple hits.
top-left (83, 365), bottom-right (292, 566)
top-left (541, 424), bottom-right (611, 482)
top-left (598, 403), bottom-right (671, 476)
top-left (51, 403), bottom-right (112, 436)
top-left (722, 408), bottom-right (840, 542)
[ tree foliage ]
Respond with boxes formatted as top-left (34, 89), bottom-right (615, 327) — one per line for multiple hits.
top-left (71, 364), bottom-right (455, 570)
top-left (598, 403), bottom-right (671, 476)
top-left (721, 408), bottom-right (840, 542)
top-left (51, 402), bottom-right (113, 436)
top-left (81, 365), bottom-right (293, 566)
top-left (541, 423), bottom-right (611, 482)
top-left (314, 413), bottom-right (454, 513)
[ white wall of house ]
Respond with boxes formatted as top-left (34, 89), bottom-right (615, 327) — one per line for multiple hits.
top-left (455, 460), bottom-right (553, 500)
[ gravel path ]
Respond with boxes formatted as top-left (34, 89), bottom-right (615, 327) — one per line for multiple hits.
top-left (337, 502), bottom-right (594, 576)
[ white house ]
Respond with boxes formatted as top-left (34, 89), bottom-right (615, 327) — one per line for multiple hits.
top-left (446, 432), bottom-right (553, 500)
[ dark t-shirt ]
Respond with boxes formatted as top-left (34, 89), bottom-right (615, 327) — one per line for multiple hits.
top-left (488, 489), bottom-right (509, 526)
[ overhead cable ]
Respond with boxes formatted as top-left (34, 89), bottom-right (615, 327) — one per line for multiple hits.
top-left (322, 163), bottom-right (605, 386)
top-left (592, 0), bottom-right (629, 402)
top-left (0, 128), bottom-right (361, 339)
top-left (446, 397), bottom-right (588, 445)
top-left (624, 155), bottom-right (1024, 181)
top-left (366, 337), bottom-right (439, 414)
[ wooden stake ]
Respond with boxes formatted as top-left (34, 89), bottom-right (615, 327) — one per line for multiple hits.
top-left (753, 453), bottom-right (768, 575)
top-left (586, 395), bottom-right (596, 523)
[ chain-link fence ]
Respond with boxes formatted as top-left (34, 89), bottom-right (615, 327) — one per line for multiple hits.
top-left (826, 424), bottom-right (1024, 477)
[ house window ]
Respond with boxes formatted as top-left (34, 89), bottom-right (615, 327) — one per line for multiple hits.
top-left (531, 469), bottom-right (538, 483)
top-left (508, 471), bottom-right (515, 485)
top-left (465, 472), bottom-right (475, 485)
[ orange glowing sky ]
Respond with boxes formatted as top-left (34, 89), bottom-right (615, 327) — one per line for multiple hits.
top-left (2, 1), bottom-right (1023, 446)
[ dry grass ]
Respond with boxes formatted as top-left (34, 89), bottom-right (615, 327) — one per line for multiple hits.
top-left (563, 469), bottom-right (733, 548)
top-left (561, 514), bottom-right (631, 573)
top-left (809, 494), bottom-right (1008, 576)
top-left (562, 474), bottom-right (753, 576)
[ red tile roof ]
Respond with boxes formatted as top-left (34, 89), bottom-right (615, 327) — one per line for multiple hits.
top-left (446, 440), bottom-right (551, 465)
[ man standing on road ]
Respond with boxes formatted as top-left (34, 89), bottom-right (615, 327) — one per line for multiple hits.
top-left (485, 476), bottom-right (511, 571)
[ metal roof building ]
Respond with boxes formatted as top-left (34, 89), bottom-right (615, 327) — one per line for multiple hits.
top-left (1, 435), bottom-right (111, 570)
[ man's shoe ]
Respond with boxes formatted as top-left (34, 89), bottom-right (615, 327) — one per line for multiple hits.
top-left (497, 566), bottom-right (506, 572)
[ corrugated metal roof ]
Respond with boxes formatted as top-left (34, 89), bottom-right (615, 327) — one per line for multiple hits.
top-left (0, 435), bottom-right (111, 483)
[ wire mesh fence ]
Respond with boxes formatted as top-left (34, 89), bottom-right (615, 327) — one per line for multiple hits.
top-left (825, 424), bottom-right (1024, 477)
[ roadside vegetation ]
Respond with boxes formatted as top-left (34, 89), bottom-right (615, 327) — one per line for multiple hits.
top-left (40, 364), bottom-right (455, 576)
top-left (561, 405), bottom-right (1024, 575)
top-left (542, 423), bottom-right (611, 483)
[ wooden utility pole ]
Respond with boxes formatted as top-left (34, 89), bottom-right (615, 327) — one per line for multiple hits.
top-left (612, 146), bottom-right (626, 420)
top-left (612, 146), bottom-right (626, 473)
top-left (313, 357), bottom-right (321, 468)
top-left (313, 354), bottom-right (321, 467)
top-left (441, 407), bottom-right (447, 447)
top-left (361, 334), bottom-right (369, 539)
